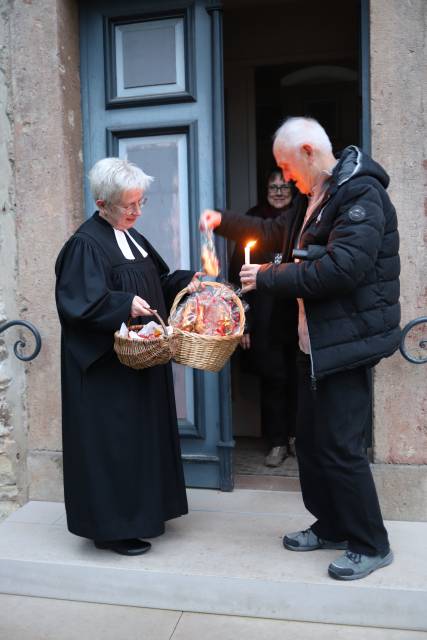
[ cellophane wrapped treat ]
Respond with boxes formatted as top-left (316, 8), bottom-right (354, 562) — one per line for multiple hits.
top-left (170, 283), bottom-right (241, 336)
top-left (201, 228), bottom-right (220, 277)
top-left (118, 321), bottom-right (172, 340)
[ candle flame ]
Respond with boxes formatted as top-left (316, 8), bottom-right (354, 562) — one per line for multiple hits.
top-left (245, 240), bottom-right (256, 249)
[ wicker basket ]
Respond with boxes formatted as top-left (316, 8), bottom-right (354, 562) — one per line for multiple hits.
top-left (169, 282), bottom-right (245, 373)
top-left (114, 311), bottom-right (175, 370)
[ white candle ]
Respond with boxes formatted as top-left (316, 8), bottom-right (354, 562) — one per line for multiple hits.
top-left (244, 241), bottom-right (256, 265)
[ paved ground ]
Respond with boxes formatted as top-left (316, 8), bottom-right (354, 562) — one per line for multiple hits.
top-left (1, 594), bottom-right (426, 640)
top-left (1, 490), bottom-right (426, 635)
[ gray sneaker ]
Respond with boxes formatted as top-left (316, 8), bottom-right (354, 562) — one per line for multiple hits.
top-left (287, 437), bottom-right (297, 457)
top-left (265, 446), bottom-right (287, 467)
top-left (283, 527), bottom-right (348, 552)
top-left (328, 549), bottom-right (394, 581)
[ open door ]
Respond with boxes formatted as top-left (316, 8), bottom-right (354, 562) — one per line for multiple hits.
top-left (79, 0), bottom-right (233, 489)
top-left (222, 0), bottom-right (370, 484)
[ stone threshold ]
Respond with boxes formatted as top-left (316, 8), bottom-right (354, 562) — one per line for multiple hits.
top-left (0, 489), bottom-right (426, 632)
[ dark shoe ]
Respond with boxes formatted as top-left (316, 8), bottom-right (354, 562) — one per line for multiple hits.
top-left (328, 549), bottom-right (394, 581)
top-left (283, 527), bottom-right (348, 552)
top-left (94, 538), bottom-right (151, 556)
top-left (265, 445), bottom-right (287, 467)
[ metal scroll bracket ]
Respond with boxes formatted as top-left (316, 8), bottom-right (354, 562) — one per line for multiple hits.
top-left (0, 320), bottom-right (42, 362)
top-left (399, 316), bottom-right (427, 365)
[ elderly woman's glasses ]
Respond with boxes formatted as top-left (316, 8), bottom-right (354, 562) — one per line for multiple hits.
top-left (111, 196), bottom-right (148, 214)
top-left (268, 184), bottom-right (291, 193)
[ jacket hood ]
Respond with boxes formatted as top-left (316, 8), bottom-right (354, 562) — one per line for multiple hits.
top-left (333, 145), bottom-right (390, 189)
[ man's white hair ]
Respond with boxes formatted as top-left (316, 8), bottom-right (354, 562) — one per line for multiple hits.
top-left (273, 117), bottom-right (332, 155)
top-left (88, 157), bottom-right (154, 204)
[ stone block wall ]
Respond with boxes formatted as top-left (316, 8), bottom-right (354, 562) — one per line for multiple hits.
top-left (0, 0), bottom-right (28, 520)
top-left (370, 0), bottom-right (427, 520)
top-left (370, 0), bottom-right (427, 518)
top-left (371, 0), bottom-right (427, 463)
top-left (11, 0), bottom-right (83, 502)
top-left (0, 0), bottom-right (83, 517)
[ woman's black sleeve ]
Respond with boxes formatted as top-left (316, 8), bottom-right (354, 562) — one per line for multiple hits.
top-left (55, 236), bottom-right (133, 331)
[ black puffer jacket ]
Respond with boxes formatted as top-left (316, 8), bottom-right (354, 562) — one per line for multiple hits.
top-left (217, 146), bottom-right (400, 380)
top-left (228, 202), bottom-right (298, 378)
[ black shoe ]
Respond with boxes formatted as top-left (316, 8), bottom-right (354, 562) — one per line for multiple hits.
top-left (94, 538), bottom-right (151, 556)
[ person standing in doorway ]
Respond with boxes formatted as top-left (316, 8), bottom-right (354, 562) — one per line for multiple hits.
top-left (228, 169), bottom-right (298, 467)
top-left (200, 117), bottom-right (400, 581)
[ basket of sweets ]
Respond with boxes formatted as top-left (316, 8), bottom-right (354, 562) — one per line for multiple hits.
top-left (169, 281), bottom-right (245, 372)
top-left (114, 310), bottom-right (176, 370)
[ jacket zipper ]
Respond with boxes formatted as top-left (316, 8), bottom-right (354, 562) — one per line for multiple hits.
top-left (298, 191), bottom-right (331, 240)
top-left (296, 153), bottom-right (359, 389)
top-left (296, 197), bottom-right (328, 392)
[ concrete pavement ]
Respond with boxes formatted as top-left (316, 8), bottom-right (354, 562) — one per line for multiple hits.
top-left (0, 489), bottom-right (426, 634)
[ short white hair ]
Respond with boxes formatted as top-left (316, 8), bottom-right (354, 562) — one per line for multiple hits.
top-left (273, 117), bottom-right (333, 156)
top-left (88, 157), bottom-right (154, 204)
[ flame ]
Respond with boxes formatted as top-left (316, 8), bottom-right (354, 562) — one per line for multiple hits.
top-left (245, 240), bottom-right (257, 249)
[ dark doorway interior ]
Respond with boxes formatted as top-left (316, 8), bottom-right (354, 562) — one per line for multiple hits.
top-left (255, 61), bottom-right (360, 196)
top-left (223, 0), bottom-right (365, 484)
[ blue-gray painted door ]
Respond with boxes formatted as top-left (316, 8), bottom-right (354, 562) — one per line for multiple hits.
top-left (79, 0), bottom-right (233, 489)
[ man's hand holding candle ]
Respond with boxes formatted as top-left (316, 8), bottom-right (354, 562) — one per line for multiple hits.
top-left (239, 263), bottom-right (261, 293)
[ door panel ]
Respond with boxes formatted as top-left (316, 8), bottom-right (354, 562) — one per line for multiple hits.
top-left (80, 0), bottom-right (232, 489)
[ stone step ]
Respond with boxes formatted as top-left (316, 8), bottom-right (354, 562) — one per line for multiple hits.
top-left (0, 489), bottom-right (426, 632)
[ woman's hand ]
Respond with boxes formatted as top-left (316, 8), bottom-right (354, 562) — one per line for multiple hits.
top-left (199, 209), bottom-right (222, 231)
top-left (239, 264), bottom-right (261, 293)
top-left (187, 272), bottom-right (205, 294)
top-left (240, 333), bottom-right (251, 350)
top-left (130, 296), bottom-right (155, 318)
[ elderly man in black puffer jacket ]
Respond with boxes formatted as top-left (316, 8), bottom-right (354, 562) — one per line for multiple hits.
top-left (200, 117), bottom-right (400, 581)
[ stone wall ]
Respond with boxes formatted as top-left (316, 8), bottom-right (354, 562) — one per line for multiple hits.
top-left (0, 0), bottom-right (83, 516)
top-left (0, 0), bottom-right (28, 520)
top-left (11, 0), bottom-right (83, 500)
top-left (370, 0), bottom-right (427, 518)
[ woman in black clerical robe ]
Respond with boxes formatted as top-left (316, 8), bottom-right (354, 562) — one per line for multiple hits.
top-left (55, 157), bottom-right (201, 556)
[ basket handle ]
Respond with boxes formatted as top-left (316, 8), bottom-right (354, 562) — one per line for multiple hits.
top-left (127, 309), bottom-right (168, 336)
top-left (169, 286), bottom-right (190, 320)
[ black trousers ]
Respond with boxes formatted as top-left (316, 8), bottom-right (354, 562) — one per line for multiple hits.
top-left (260, 344), bottom-right (297, 447)
top-left (296, 352), bottom-right (389, 556)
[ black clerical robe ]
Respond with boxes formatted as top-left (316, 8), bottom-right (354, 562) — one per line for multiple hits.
top-left (55, 212), bottom-right (193, 540)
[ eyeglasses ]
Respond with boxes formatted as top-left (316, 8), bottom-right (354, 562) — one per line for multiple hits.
top-left (110, 196), bottom-right (148, 214)
top-left (268, 185), bottom-right (291, 193)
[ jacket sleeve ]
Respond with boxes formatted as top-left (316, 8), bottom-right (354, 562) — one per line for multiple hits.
top-left (216, 197), bottom-right (304, 253)
top-left (160, 270), bottom-right (195, 311)
top-left (257, 181), bottom-right (385, 299)
top-left (55, 236), bottom-right (134, 371)
top-left (227, 208), bottom-right (258, 284)
top-left (55, 236), bottom-right (133, 331)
